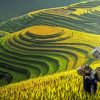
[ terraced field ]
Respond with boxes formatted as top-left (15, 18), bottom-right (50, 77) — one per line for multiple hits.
top-left (0, 0), bottom-right (100, 99)
top-left (0, 25), bottom-right (100, 86)
top-left (0, 65), bottom-right (100, 100)
top-left (0, 30), bottom-right (10, 38)
top-left (0, 0), bottom-right (100, 34)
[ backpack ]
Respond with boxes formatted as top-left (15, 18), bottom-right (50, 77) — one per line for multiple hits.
top-left (95, 67), bottom-right (100, 82)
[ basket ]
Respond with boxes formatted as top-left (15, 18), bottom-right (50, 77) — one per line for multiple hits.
top-left (77, 67), bottom-right (86, 76)
top-left (95, 67), bottom-right (100, 81)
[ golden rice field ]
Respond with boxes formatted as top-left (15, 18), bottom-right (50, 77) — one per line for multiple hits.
top-left (0, 63), bottom-right (100, 100)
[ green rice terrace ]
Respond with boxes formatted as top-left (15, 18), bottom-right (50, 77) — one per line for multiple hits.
top-left (0, 0), bottom-right (100, 86)
top-left (0, 24), bottom-right (100, 86)
top-left (0, 0), bottom-right (100, 34)
top-left (0, 0), bottom-right (100, 99)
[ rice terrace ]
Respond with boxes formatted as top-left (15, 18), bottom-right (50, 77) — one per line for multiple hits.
top-left (0, 0), bottom-right (100, 99)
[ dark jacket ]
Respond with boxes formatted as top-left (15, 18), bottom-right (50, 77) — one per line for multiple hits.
top-left (83, 71), bottom-right (98, 94)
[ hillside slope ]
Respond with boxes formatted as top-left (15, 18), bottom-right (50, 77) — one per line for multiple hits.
top-left (0, 66), bottom-right (100, 99)
top-left (0, 0), bottom-right (82, 22)
top-left (0, 30), bottom-right (10, 38)
top-left (0, 1), bottom-right (100, 99)
top-left (0, 25), bottom-right (100, 86)
top-left (0, 0), bottom-right (100, 34)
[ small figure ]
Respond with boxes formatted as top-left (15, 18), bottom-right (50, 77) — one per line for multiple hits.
top-left (91, 47), bottom-right (100, 59)
top-left (77, 64), bottom-right (98, 95)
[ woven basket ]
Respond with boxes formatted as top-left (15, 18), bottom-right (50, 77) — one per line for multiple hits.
top-left (95, 67), bottom-right (100, 81)
top-left (77, 67), bottom-right (86, 76)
